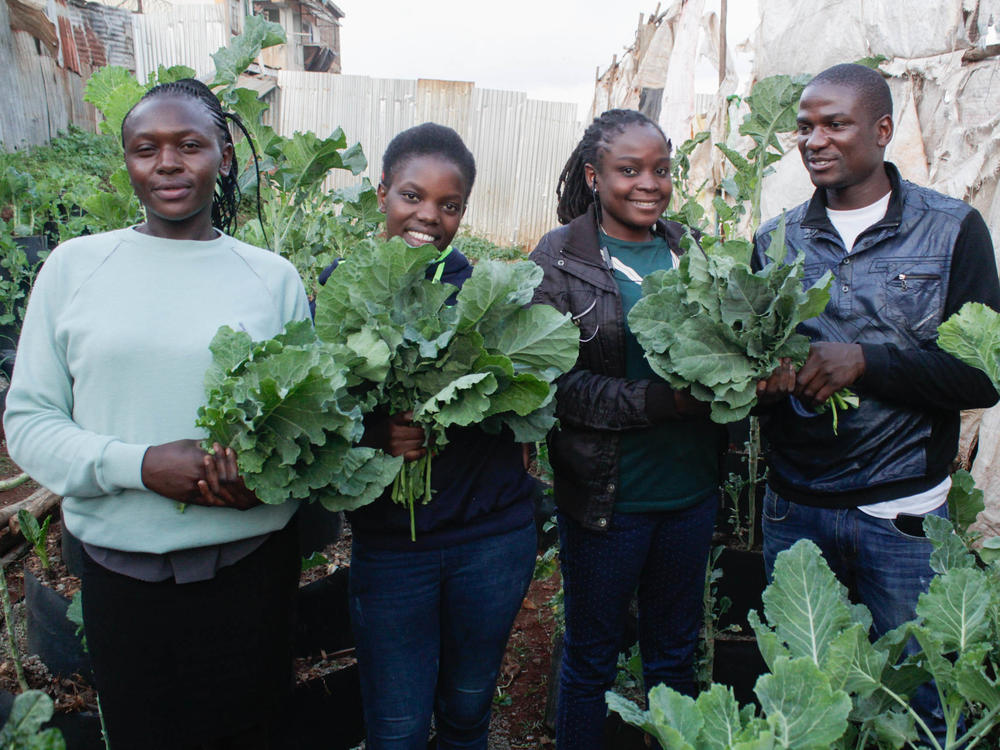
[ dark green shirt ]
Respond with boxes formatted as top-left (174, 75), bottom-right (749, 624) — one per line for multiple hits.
top-left (603, 233), bottom-right (722, 512)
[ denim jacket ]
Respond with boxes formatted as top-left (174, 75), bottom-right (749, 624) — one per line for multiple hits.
top-left (753, 163), bottom-right (1000, 507)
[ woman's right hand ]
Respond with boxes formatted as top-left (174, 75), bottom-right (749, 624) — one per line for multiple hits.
top-left (364, 411), bottom-right (428, 461)
top-left (141, 439), bottom-right (257, 508)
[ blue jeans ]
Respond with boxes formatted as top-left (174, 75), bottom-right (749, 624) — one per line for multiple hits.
top-left (556, 497), bottom-right (717, 750)
top-left (762, 486), bottom-right (948, 740)
top-left (349, 523), bottom-right (536, 750)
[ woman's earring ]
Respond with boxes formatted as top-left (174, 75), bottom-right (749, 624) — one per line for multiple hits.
top-left (590, 181), bottom-right (599, 205)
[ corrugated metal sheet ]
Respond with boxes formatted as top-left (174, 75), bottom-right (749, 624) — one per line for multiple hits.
top-left (0, 0), bottom-right (125, 149)
top-left (271, 72), bottom-right (582, 249)
top-left (132, 4), bottom-right (227, 82)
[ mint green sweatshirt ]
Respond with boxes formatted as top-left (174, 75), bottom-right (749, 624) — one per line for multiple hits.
top-left (4, 228), bottom-right (310, 553)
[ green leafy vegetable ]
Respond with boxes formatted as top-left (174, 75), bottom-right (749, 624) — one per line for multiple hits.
top-left (17, 510), bottom-right (50, 572)
top-left (628, 224), bottom-right (833, 423)
top-left (195, 319), bottom-right (402, 512)
top-left (210, 15), bottom-right (286, 90)
top-left (937, 302), bottom-right (1000, 391)
top-left (609, 508), bottom-right (1000, 750)
top-left (813, 389), bottom-right (860, 435)
top-left (0, 690), bottom-right (66, 749)
top-left (314, 237), bottom-right (579, 538)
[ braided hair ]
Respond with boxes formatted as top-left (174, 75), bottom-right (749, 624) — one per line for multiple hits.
top-left (555, 109), bottom-right (670, 225)
top-left (121, 78), bottom-right (264, 239)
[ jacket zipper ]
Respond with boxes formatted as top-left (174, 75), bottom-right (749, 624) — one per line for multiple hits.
top-left (895, 273), bottom-right (940, 290)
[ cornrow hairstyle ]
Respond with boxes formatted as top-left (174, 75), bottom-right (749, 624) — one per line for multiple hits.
top-left (556, 109), bottom-right (671, 225)
top-left (808, 63), bottom-right (893, 124)
top-left (381, 122), bottom-right (476, 200)
top-left (121, 78), bottom-right (266, 241)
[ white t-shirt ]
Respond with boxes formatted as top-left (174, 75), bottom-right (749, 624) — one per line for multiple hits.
top-left (827, 192), bottom-right (891, 253)
top-left (827, 192), bottom-right (948, 519)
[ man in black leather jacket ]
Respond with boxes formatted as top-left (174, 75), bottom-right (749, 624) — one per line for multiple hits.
top-left (753, 63), bottom-right (1000, 738)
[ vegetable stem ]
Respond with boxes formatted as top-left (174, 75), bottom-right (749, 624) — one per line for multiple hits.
top-left (0, 564), bottom-right (27, 692)
top-left (0, 473), bottom-right (29, 491)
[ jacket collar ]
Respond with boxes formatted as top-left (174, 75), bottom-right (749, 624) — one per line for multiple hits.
top-left (561, 203), bottom-right (681, 264)
top-left (802, 162), bottom-right (904, 231)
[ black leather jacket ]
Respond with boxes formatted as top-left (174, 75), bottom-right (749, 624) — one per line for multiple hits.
top-left (530, 205), bottom-right (721, 530)
top-left (753, 163), bottom-right (1000, 507)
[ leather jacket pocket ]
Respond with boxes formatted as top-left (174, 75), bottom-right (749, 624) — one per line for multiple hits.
top-left (876, 258), bottom-right (945, 342)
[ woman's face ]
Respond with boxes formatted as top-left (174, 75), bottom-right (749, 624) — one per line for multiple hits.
top-left (378, 155), bottom-right (468, 252)
top-left (123, 96), bottom-right (232, 241)
top-left (585, 124), bottom-right (672, 243)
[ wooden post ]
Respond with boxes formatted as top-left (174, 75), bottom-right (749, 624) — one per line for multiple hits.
top-left (719, 0), bottom-right (728, 86)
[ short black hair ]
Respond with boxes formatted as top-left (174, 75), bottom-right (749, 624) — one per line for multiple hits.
top-left (555, 109), bottom-right (670, 225)
top-left (808, 63), bottom-right (893, 122)
top-left (381, 122), bottom-right (476, 199)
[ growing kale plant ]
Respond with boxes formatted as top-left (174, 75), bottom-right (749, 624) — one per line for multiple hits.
top-left (607, 477), bottom-right (1000, 749)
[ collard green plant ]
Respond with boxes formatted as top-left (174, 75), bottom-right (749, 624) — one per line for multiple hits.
top-left (937, 302), bottom-right (1000, 392)
top-left (314, 238), bottom-right (579, 538)
top-left (608, 489), bottom-right (1000, 750)
top-left (717, 74), bottom-right (811, 235)
top-left (17, 510), bottom-right (51, 572)
top-left (0, 690), bottom-right (66, 750)
top-left (195, 319), bottom-right (402, 512)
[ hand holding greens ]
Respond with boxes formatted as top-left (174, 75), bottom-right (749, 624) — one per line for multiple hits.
top-left (314, 238), bottom-right (579, 537)
top-left (627, 224), bottom-right (833, 423)
top-left (197, 238), bottom-right (579, 535)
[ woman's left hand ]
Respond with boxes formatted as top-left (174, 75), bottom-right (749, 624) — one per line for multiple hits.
top-left (198, 443), bottom-right (260, 511)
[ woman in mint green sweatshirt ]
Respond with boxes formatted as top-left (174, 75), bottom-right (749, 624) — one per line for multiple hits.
top-left (3, 80), bottom-right (308, 749)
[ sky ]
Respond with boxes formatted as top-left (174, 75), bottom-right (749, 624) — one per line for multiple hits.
top-left (337, 0), bottom-right (759, 118)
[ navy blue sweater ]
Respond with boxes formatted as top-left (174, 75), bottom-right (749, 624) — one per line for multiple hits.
top-left (318, 249), bottom-right (536, 550)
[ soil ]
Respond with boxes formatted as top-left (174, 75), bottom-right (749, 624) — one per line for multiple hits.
top-left (489, 570), bottom-right (561, 749)
top-left (0, 439), bottom-right (40, 510)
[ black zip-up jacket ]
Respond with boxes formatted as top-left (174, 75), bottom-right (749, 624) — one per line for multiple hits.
top-left (753, 163), bottom-right (1000, 507)
top-left (530, 205), bottom-right (723, 530)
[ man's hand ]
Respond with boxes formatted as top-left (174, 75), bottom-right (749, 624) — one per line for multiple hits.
top-left (795, 342), bottom-right (865, 407)
top-left (673, 389), bottom-right (712, 419)
top-left (756, 358), bottom-right (796, 406)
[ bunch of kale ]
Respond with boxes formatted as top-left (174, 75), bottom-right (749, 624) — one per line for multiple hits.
top-left (628, 228), bottom-right (832, 423)
top-left (197, 237), bottom-right (579, 533)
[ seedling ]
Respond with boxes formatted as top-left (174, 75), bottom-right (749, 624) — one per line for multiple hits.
top-left (18, 509), bottom-right (51, 572)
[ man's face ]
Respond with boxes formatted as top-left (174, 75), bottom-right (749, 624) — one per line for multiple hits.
top-left (796, 81), bottom-right (893, 209)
